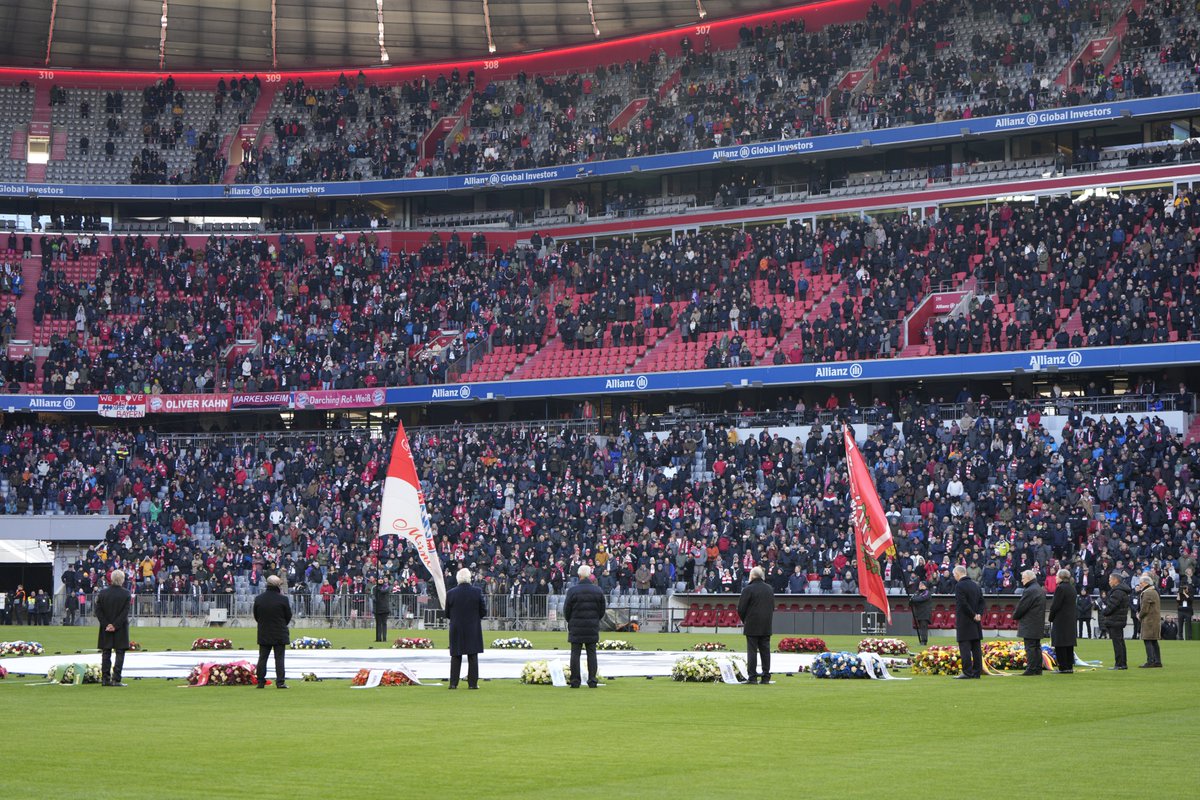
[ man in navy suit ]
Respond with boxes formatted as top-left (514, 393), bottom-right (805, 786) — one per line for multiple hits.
top-left (445, 568), bottom-right (487, 690)
top-left (953, 565), bottom-right (985, 679)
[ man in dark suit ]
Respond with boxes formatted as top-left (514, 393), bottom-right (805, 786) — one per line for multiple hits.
top-left (1048, 569), bottom-right (1078, 673)
top-left (1101, 573), bottom-right (1130, 670)
top-left (909, 581), bottom-right (933, 646)
top-left (445, 568), bottom-right (487, 689)
top-left (737, 566), bottom-right (775, 684)
top-left (1013, 569), bottom-right (1047, 675)
top-left (95, 569), bottom-right (132, 687)
top-left (253, 575), bottom-right (293, 688)
top-left (563, 565), bottom-right (606, 688)
top-left (953, 565), bottom-right (984, 679)
top-left (372, 576), bottom-right (391, 643)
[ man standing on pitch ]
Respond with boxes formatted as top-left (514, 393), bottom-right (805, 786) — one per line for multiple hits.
top-left (1101, 573), bottom-right (1130, 670)
top-left (563, 565), bottom-right (605, 688)
top-left (1048, 569), bottom-right (1077, 673)
top-left (953, 565), bottom-right (984, 679)
top-left (737, 566), bottom-right (774, 684)
top-left (254, 575), bottom-right (292, 689)
top-left (372, 576), bottom-right (391, 643)
top-left (1136, 575), bottom-right (1162, 668)
top-left (445, 568), bottom-right (486, 689)
top-left (95, 569), bottom-right (132, 687)
top-left (1013, 569), bottom-right (1047, 676)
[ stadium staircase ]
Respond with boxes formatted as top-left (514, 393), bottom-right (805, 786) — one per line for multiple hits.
top-left (1185, 414), bottom-right (1200, 444)
top-left (7, 126), bottom-right (26, 163)
top-left (221, 86), bottom-right (279, 183)
top-left (758, 273), bottom-right (847, 365)
top-left (1057, 0), bottom-right (1143, 87)
top-left (609, 98), bottom-right (649, 131)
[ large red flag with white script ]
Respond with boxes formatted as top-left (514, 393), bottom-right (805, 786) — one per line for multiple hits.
top-left (379, 423), bottom-right (447, 607)
top-left (844, 425), bottom-right (893, 623)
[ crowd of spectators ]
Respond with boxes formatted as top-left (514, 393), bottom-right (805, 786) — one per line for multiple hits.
top-left (8, 184), bottom-right (1200, 393)
top-left (0, 382), bottom-right (1196, 609)
top-left (18, 229), bottom-right (550, 394)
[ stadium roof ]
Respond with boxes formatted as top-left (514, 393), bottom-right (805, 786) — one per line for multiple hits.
top-left (0, 0), bottom-right (785, 72)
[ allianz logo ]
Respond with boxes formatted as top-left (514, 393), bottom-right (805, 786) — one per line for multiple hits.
top-left (1028, 351), bottom-right (1083, 370)
top-left (605, 375), bottom-right (650, 390)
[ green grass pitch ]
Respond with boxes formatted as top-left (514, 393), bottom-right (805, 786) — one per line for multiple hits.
top-left (1, 628), bottom-right (1196, 799)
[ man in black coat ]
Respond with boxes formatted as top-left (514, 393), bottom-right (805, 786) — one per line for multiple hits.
top-left (563, 565), bottom-right (606, 688)
top-left (372, 576), bottom-right (391, 643)
top-left (1101, 573), bottom-right (1130, 670)
top-left (253, 575), bottom-right (293, 688)
top-left (909, 581), bottom-right (933, 646)
top-left (95, 569), bottom-right (132, 687)
top-left (1048, 569), bottom-right (1078, 673)
top-left (737, 566), bottom-right (775, 684)
top-left (953, 565), bottom-right (984, 679)
top-left (1013, 570), bottom-right (1047, 675)
top-left (445, 568), bottom-right (487, 690)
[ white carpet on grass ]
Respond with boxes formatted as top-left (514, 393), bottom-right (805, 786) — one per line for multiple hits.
top-left (1, 649), bottom-right (822, 681)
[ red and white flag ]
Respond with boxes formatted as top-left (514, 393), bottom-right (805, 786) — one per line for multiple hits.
top-left (379, 423), bottom-right (447, 607)
top-left (844, 425), bottom-right (893, 622)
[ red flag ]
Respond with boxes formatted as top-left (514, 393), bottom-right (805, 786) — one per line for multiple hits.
top-left (379, 422), bottom-right (447, 607)
top-left (844, 425), bottom-right (893, 623)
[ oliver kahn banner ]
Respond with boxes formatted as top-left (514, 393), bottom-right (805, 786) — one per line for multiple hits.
top-left (147, 393), bottom-right (233, 414)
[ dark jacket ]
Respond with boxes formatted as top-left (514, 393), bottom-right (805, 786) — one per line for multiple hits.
top-left (563, 579), bottom-right (606, 643)
top-left (737, 577), bottom-right (775, 637)
top-left (1048, 581), bottom-right (1078, 647)
top-left (1076, 593), bottom-right (1093, 621)
top-left (909, 588), bottom-right (933, 624)
top-left (95, 584), bottom-right (132, 650)
top-left (253, 585), bottom-right (293, 646)
top-left (1101, 582), bottom-right (1131, 628)
top-left (1013, 581), bottom-right (1047, 639)
top-left (445, 582), bottom-right (486, 656)
top-left (373, 582), bottom-right (391, 617)
top-left (954, 576), bottom-right (984, 641)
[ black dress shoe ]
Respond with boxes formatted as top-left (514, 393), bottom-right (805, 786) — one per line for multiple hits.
top-left (952, 675), bottom-right (973, 680)
top-left (1137, 663), bottom-right (1152, 669)
top-left (448, 685), bottom-right (457, 690)
top-left (468, 685), bottom-right (479, 690)
top-left (110, 682), bottom-right (128, 687)
top-left (101, 679), bottom-right (111, 687)
top-left (1056, 670), bottom-right (1073, 674)
top-left (255, 683), bottom-right (266, 689)
top-left (276, 683), bottom-right (289, 689)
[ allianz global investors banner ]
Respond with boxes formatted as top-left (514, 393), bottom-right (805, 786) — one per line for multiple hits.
top-left (147, 394), bottom-right (233, 414)
top-left (292, 388), bottom-right (386, 410)
top-left (97, 394), bottom-right (147, 419)
top-left (230, 392), bottom-right (292, 409)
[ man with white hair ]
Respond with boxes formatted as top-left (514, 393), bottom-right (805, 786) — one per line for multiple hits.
top-left (563, 564), bottom-right (606, 688)
top-left (737, 565), bottom-right (775, 684)
top-left (1136, 575), bottom-right (1162, 668)
top-left (952, 565), bottom-right (984, 679)
top-left (95, 569), bottom-right (132, 687)
top-left (1013, 569), bottom-right (1047, 676)
top-left (445, 567), bottom-right (487, 689)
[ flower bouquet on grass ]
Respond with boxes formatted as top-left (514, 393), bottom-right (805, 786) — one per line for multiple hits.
top-left (520, 660), bottom-right (604, 684)
top-left (691, 641), bottom-right (729, 652)
top-left (983, 640), bottom-right (1027, 672)
top-left (490, 637), bottom-right (533, 649)
top-left (671, 654), bottom-right (746, 682)
top-left (0, 641), bottom-right (45, 656)
top-left (0, 665), bottom-right (7, 679)
top-left (351, 669), bottom-right (415, 687)
top-left (596, 640), bottom-right (634, 651)
top-left (187, 661), bottom-right (257, 686)
top-left (912, 645), bottom-right (962, 676)
top-left (302, 673), bottom-right (321, 682)
top-left (191, 638), bottom-right (233, 651)
top-left (290, 637), bottom-right (332, 650)
top-left (127, 641), bottom-right (143, 652)
top-left (47, 663), bottom-right (103, 685)
top-left (392, 637), bottom-right (434, 649)
top-left (857, 637), bottom-right (910, 656)
top-left (810, 652), bottom-right (871, 679)
top-left (777, 637), bottom-right (828, 653)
